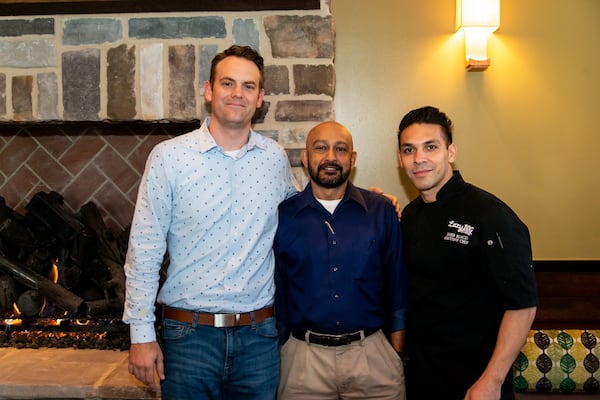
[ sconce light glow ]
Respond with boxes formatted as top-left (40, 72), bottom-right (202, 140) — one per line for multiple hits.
top-left (456, 0), bottom-right (500, 70)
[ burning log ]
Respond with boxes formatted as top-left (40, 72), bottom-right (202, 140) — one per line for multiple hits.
top-left (0, 191), bottom-right (128, 320)
top-left (0, 254), bottom-right (88, 316)
top-left (0, 274), bottom-right (17, 311)
top-left (25, 191), bottom-right (86, 244)
top-left (77, 202), bottom-right (126, 306)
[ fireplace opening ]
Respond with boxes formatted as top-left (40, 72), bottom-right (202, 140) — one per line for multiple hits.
top-left (0, 190), bottom-right (132, 350)
top-left (0, 122), bottom-right (202, 351)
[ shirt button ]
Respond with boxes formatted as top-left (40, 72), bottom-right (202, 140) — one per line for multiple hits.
top-left (333, 293), bottom-right (340, 299)
top-left (332, 266), bottom-right (339, 272)
top-left (332, 240), bottom-right (337, 245)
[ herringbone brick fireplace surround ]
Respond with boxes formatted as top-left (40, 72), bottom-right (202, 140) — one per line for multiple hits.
top-left (0, 123), bottom-right (195, 231)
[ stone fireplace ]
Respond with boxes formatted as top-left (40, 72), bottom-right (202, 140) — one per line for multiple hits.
top-left (0, 2), bottom-right (335, 396)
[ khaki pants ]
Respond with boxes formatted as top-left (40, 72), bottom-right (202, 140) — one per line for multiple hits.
top-left (278, 329), bottom-right (405, 400)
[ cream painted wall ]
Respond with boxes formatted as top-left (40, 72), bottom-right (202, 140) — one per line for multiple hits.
top-left (332, 0), bottom-right (600, 260)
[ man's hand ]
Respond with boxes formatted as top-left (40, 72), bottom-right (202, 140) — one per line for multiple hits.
top-left (464, 377), bottom-right (501, 400)
top-left (368, 186), bottom-right (402, 220)
top-left (389, 330), bottom-right (405, 353)
top-left (128, 341), bottom-right (165, 392)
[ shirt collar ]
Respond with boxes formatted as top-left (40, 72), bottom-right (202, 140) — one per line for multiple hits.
top-left (293, 181), bottom-right (368, 216)
top-left (429, 170), bottom-right (468, 204)
top-left (198, 116), bottom-right (268, 154)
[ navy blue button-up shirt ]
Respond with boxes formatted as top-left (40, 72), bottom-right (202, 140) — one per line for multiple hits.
top-left (274, 182), bottom-right (408, 335)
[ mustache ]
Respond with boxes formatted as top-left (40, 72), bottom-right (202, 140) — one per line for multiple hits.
top-left (318, 162), bottom-right (342, 172)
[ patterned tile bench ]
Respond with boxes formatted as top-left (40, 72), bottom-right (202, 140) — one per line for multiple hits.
top-left (514, 329), bottom-right (600, 394)
top-left (513, 261), bottom-right (600, 398)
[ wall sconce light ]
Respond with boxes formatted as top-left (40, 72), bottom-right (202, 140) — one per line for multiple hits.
top-left (456, 0), bottom-right (500, 71)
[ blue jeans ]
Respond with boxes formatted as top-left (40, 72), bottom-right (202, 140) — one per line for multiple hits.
top-left (160, 316), bottom-right (279, 400)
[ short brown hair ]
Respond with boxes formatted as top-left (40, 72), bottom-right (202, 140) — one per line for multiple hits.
top-left (209, 45), bottom-right (265, 90)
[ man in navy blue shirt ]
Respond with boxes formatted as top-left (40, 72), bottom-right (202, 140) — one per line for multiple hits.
top-left (274, 121), bottom-right (408, 399)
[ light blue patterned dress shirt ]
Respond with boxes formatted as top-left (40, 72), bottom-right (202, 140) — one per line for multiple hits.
top-left (123, 117), bottom-right (299, 343)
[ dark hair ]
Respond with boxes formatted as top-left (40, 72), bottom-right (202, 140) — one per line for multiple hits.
top-left (209, 45), bottom-right (265, 90)
top-left (397, 106), bottom-right (454, 147)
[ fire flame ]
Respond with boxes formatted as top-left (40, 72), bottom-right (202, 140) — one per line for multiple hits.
top-left (5, 303), bottom-right (23, 326)
top-left (37, 258), bottom-right (60, 317)
top-left (49, 259), bottom-right (59, 284)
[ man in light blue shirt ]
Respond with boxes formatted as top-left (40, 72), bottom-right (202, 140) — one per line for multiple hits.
top-left (123, 45), bottom-right (298, 399)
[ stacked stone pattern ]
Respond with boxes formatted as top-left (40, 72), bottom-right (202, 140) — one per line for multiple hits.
top-left (0, 4), bottom-right (334, 133)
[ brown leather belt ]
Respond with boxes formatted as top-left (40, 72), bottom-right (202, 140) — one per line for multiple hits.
top-left (163, 305), bottom-right (274, 328)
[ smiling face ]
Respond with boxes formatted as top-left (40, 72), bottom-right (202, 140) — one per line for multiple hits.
top-left (302, 121), bottom-right (357, 200)
top-left (398, 123), bottom-right (456, 203)
top-left (204, 56), bottom-right (264, 132)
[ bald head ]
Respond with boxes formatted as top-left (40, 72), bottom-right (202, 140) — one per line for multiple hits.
top-left (306, 121), bottom-right (354, 151)
top-left (302, 121), bottom-right (357, 199)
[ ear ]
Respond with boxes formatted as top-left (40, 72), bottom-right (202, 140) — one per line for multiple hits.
top-left (256, 88), bottom-right (265, 108)
top-left (448, 143), bottom-right (457, 163)
top-left (204, 80), bottom-right (212, 102)
top-left (301, 149), bottom-right (308, 169)
top-left (397, 148), bottom-right (405, 169)
top-left (350, 151), bottom-right (357, 168)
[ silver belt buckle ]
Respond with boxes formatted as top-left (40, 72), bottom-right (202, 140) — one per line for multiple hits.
top-left (214, 313), bottom-right (241, 327)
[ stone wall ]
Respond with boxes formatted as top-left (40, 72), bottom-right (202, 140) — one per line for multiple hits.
top-left (0, 0), bottom-right (334, 229)
top-left (0, 3), bottom-right (334, 125)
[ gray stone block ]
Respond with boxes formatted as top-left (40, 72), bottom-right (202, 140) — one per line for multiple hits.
top-left (63, 18), bottom-right (122, 45)
top-left (12, 75), bottom-right (33, 121)
top-left (168, 45), bottom-right (196, 120)
top-left (264, 65), bottom-right (290, 95)
top-left (256, 130), bottom-right (279, 142)
top-left (275, 100), bottom-right (332, 122)
top-left (264, 15), bottom-right (334, 58)
top-left (140, 43), bottom-right (164, 120)
top-left (252, 101), bottom-right (270, 124)
top-left (37, 72), bottom-right (58, 120)
top-left (0, 40), bottom-right (56, 68)
top-left (294, 64), bottom-right (335, 96)
top-left (62, 49), bottom-right (100, 121)
top-left (107, 44), bottom-right (136, 120)
top-left (199, 45), bottom-right (218, 94)
top-left (0, 18), bottom-right (54, 37)
top-left (233, 19), bottom-right (259, 51)
top-left (281, 128), bottom-right (308, 147)
top-left (129, 17), bottom-right (226, 39)
top-left (285, 148), bottom-right (303, 167)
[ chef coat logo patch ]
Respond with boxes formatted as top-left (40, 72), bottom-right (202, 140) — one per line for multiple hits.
top-left (444, 220), bottom-right (474, 245)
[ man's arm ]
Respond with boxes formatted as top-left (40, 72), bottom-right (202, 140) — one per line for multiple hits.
top-left (465, 306), bottom-right (536, 400)
top-left (123, 146), bottom-right (170, 390)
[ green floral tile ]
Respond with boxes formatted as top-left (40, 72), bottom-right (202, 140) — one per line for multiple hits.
top-left (514, 329), bottom-right (600, 393)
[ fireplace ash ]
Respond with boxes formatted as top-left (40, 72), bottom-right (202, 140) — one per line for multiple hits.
top-left (0, 318), bottom-right (130, 350)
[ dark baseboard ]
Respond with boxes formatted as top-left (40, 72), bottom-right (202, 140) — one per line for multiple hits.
top-left (534, 259), bottom-right (600, 272)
